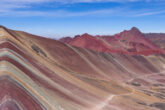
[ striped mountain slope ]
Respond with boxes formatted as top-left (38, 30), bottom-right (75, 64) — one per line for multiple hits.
top-left (0, 26), bottom-right (165, 110)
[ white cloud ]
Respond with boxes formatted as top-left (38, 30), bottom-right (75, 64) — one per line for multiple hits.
top-left (133, 10), bottom-right (165, 16)
top-left (0, 0), bottom-right (51, 3)
top-left (0, 0), bottom-right (164, 17)
top-left (0, 0), bottom-right (133, 16)
top-left (0, 9), bottom-right (115, 17)
top-left (0, 0), bottom-right (142, 5)
top-left (0, 0), bottom-right (154, 11)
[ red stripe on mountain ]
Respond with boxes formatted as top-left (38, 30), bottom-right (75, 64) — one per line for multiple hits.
top-left (0, 76), bottom-right (44, 110)
top-left (0, 41), bottom-right (101, 103)
top-left (0, 56), bottom-right (90, 107)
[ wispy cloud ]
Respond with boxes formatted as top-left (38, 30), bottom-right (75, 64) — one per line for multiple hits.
top-left (0, 0), bottom-right (139, 3)
top-left (0, 0), bottom-right (123, 17)
top-left (0, 0), bottom-right (51, 3)
top-left (0, 9), bottom-right (115, 17)
top-left (133, 10), bottom-right (165, 16)
top-left (0, 7), bottom-right (164, 18)
top-left (0, 0), bottom-right (164, 17)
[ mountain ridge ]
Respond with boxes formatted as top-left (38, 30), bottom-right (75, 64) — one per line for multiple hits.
top-left (60, 27), bottom-right (165, 55)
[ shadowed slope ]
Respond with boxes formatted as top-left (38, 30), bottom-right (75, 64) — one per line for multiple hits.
top-left (145, 33), bottom-right (165, 49)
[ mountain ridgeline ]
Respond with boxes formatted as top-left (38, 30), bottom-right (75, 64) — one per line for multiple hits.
top-left (60, 27), bottom-right (165, 55)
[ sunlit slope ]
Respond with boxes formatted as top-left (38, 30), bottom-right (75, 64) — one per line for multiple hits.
top-left (0, 26), bottom-right (165, 110)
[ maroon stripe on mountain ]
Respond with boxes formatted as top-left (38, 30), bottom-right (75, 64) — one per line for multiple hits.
top-left (0, 100), bottom-right (22, 110)
top-left (0, 76), bottom-right (44, 110)
top-left (0, 41), bottom-right (102, 102)
top-left (0, 56), bottom-right (91, 107)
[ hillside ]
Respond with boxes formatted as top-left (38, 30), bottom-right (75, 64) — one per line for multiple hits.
top-left (0, 26), bottom-right (165, 110)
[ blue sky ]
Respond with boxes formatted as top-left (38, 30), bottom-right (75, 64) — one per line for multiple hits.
top-left (0, 0), bottom-right (165, 38)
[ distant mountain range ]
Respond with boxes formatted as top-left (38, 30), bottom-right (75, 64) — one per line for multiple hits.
top-left (60, 27), bottom-right (165, 55)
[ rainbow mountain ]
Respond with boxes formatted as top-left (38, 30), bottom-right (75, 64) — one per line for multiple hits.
top-left (0, 26), bottom-right (165, 110)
